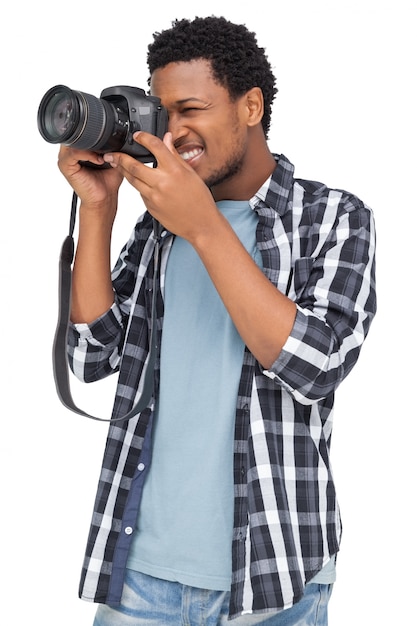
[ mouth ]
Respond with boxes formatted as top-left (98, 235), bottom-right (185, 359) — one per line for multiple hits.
top-left (176, 144), bottom-right (204, 164)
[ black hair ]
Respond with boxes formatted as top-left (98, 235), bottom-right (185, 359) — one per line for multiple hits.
top-left (147, 16), bottom-right (277, 137)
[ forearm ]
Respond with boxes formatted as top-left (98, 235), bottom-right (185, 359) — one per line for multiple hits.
top-left (192, 211), bottom-right (297, 369)
top-left (71, 203), bottom-right (116, 324)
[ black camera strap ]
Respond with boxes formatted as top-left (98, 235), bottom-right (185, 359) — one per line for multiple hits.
top-left (52, 191), bottom-right (159, 423)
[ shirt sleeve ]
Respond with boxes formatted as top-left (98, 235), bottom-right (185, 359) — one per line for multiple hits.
top-left (67, 302), bottom-right (124, 383)
top-left (265, 194), bottom-right (377, 404)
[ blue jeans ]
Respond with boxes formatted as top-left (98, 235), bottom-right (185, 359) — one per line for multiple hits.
top-left (93, 569), bottom-right (333, 625)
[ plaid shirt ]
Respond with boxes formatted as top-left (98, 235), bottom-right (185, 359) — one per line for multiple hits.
top-left (68, 154), bottom-right (376, 618)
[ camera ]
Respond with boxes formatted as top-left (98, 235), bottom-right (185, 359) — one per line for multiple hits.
top-left (37, 84), bottom-right (168, 163)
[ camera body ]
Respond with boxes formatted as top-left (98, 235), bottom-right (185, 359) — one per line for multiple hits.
top-left (37, 84), bottom-right (169, 164)
top-left (99, 85), bottom-right (168, 161)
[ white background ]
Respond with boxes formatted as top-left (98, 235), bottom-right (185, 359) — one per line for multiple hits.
top-left (1, 1), bottom-right (415, 624)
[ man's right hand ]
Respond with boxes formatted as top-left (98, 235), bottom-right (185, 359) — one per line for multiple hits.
top-left (57, 145), bottom-right (124, 213)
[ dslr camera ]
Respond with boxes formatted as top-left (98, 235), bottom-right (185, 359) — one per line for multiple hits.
top-left (37, 84), bottom-right (168, 164)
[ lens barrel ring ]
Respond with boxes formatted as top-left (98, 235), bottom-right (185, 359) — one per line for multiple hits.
top-left (66, 91), bottom-right (109, 150)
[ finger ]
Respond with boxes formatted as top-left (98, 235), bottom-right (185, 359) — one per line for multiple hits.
top-left (133, 131), bottom-right (177, 167)
top-left (162, 132), bottom-right (176, 155)
top-left (59, 146), bottom-right (105, 167)
top-left (103, 132), bottom-right (176, 173)
top-left (101, 153), bottom-right (157, 198)
top-left (135, 130), bottom-right (194, 175)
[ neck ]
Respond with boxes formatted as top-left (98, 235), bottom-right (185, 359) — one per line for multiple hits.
top-left (211, 139), bottom-right (276, 202)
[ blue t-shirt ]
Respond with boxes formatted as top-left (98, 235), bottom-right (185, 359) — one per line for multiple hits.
top-left (127, 201), bottom-right (260, 590)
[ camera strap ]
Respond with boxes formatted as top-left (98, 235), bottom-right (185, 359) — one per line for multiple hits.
top-left (52, 191), bottom-right (159, 423)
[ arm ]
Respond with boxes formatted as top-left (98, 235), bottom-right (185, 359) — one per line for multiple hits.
top-left (103, 132), bottom-right (297, 369)
top-left (270, 196), bottom-right (377, 403)
top-left (57, 146), bottom-right (126, 382)
top-left (190, 211), bottom-right (297, 369)
top-left (57, 146), bottom-right (124, 323)
top-left (67, 213), bottom-right (155, 383)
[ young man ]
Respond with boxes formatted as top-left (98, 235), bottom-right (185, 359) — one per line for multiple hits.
top-left (58, 16), bottom-right (376, 625)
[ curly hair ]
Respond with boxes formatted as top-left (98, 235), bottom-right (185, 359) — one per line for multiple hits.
top-left (147, 16), bottom-right (277, 137)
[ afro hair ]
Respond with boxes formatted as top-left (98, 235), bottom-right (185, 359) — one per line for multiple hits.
top-left (147, 16), bottom-right (277, 137)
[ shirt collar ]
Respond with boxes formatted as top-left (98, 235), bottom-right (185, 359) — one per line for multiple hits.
top-left (250, 154), bottom-right (295, 216)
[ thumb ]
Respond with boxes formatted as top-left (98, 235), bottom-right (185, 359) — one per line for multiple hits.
top-left (162, 132), bottom-right (176, 154)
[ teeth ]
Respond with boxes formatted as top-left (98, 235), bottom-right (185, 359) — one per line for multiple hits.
top-left (180, 148), bottom-right (202, 161)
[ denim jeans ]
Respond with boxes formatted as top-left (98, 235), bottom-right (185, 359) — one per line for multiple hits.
top-left (93, 569), bottom-right (333, 625)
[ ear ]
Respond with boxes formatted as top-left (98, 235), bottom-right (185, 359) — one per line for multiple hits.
top-left (244, 87), bottom-right (264, 127)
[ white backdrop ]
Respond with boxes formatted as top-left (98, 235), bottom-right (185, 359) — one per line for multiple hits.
top-left (1, 1), bottom-right (415, 624)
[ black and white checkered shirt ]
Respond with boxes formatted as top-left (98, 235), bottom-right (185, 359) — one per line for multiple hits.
top-left (68, 154), bottom-right (376, 618)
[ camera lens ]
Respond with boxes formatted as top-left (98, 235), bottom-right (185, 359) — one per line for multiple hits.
top-left (37, 86), bottom-right (79, 144)
top-left (37, 85), bottom-right (129, 152)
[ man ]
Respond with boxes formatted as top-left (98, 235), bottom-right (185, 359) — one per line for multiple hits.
top-left (58, 16), bottom-right (376, 625)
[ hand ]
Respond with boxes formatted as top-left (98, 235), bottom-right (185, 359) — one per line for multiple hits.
top-left (58, 145), bottom-right (124, 214)
top-left (103, 132), bottom-right (218, 242)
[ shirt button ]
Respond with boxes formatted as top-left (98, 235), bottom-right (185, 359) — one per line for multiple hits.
top-left (138, 462), bottom-right (145, 471)
top-left (125, 526), bottom-right (133, 535)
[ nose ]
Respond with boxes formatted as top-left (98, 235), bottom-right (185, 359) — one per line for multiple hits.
top-left (167, 112), bottom-right (188, 145)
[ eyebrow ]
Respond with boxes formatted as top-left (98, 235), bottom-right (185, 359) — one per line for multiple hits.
top-left (175, 97), bottom-right (207, 105)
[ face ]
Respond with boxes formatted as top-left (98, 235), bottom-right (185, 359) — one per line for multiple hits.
top-left (150, 60), bottom-right (250, 189)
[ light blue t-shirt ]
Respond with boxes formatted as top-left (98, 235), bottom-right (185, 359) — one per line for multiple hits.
top-left (127, 201), bottom-right (260, 590)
